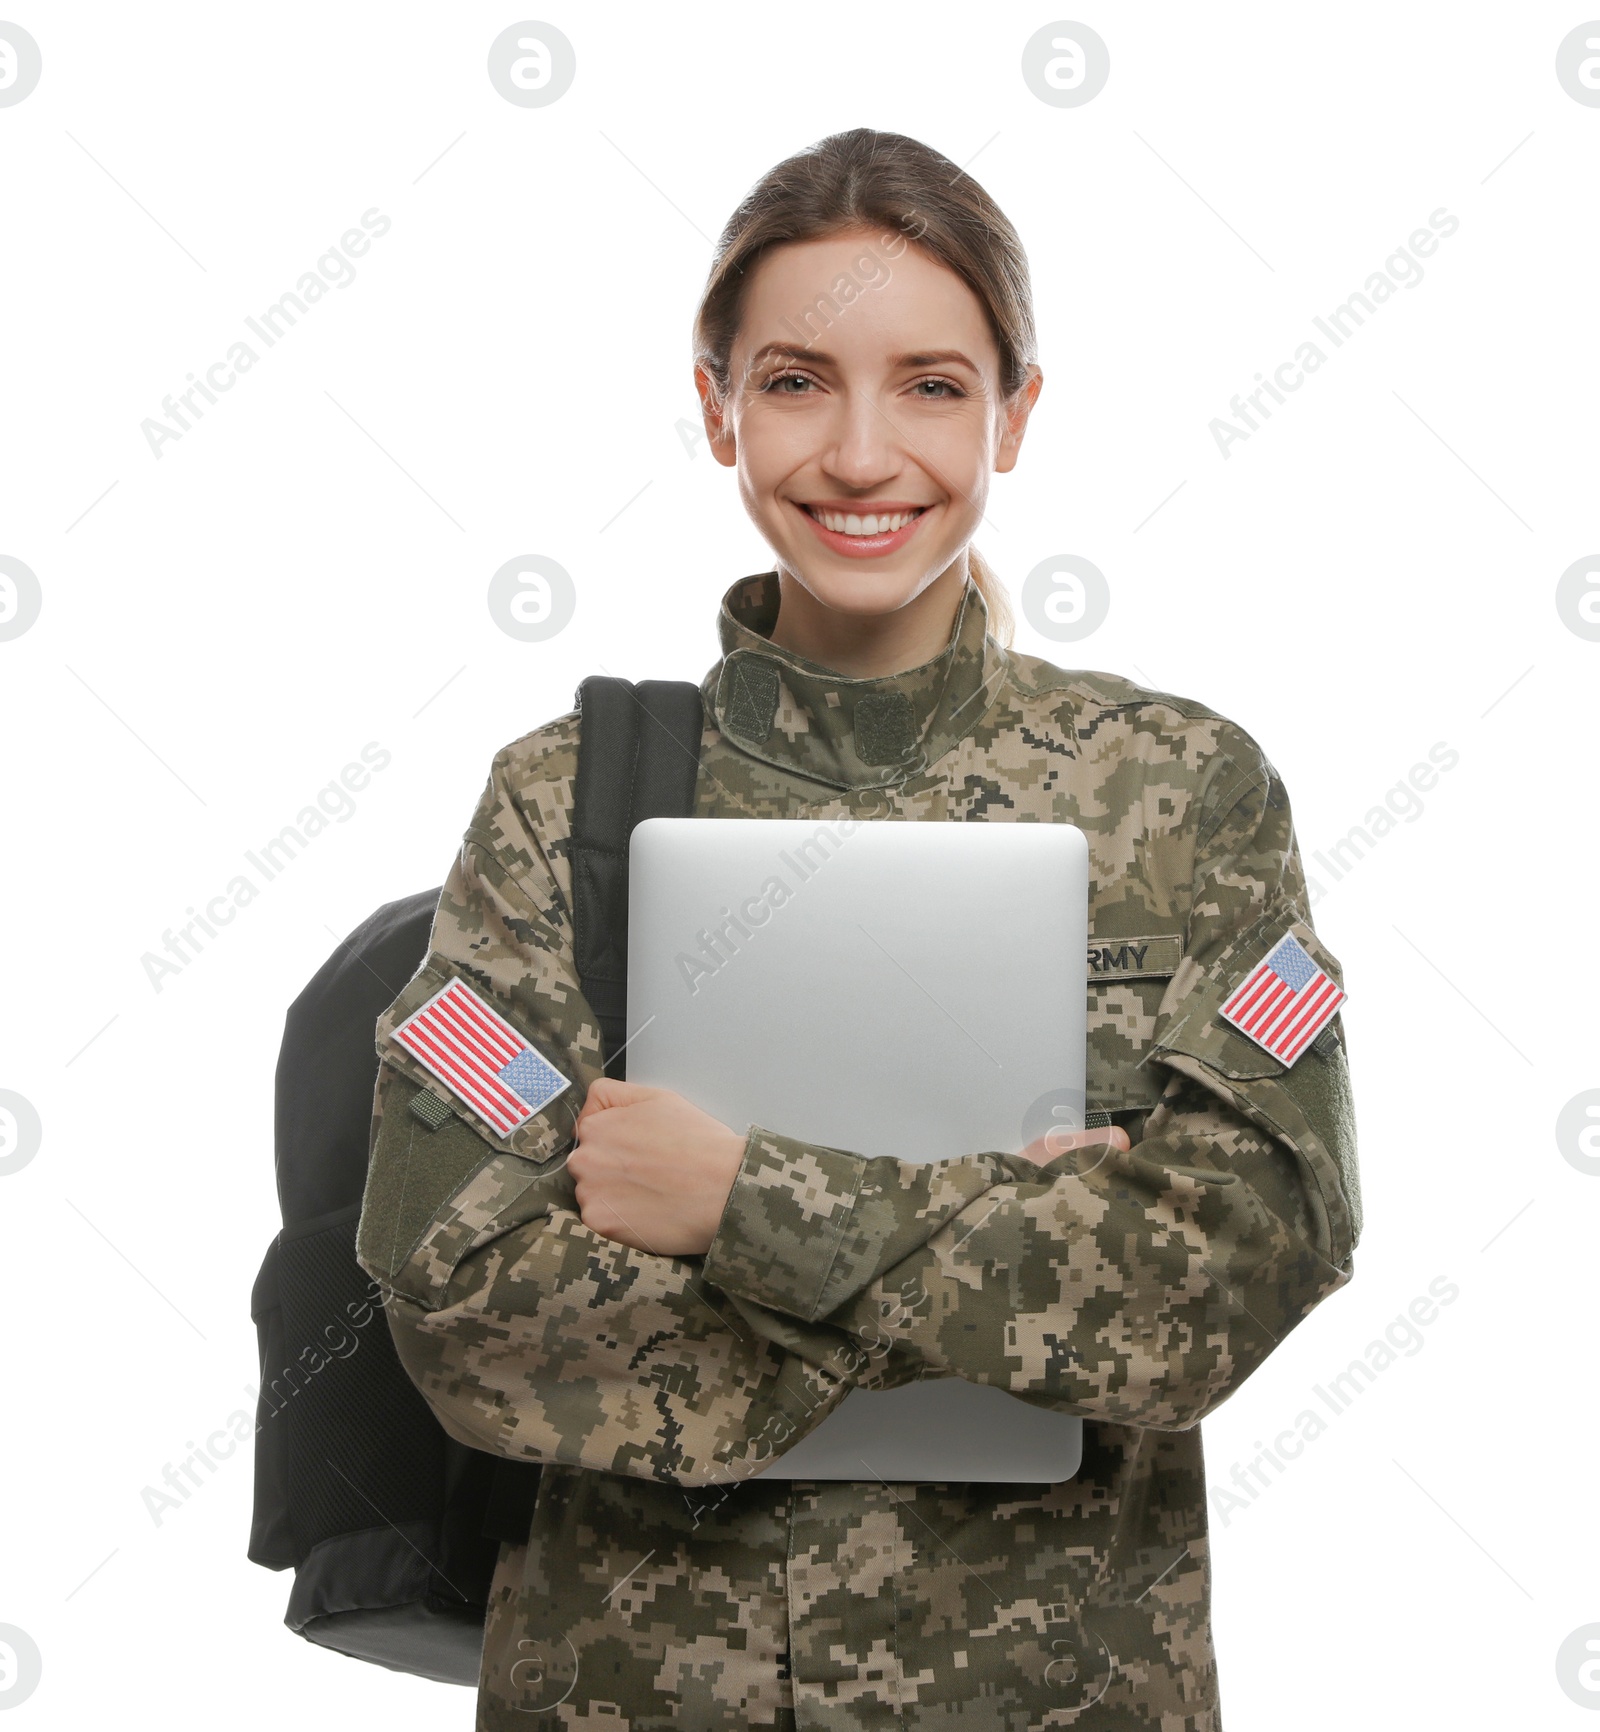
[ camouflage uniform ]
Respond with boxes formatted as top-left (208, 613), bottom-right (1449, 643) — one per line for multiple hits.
top-left (357, 571), bottom-right (1360, 1730)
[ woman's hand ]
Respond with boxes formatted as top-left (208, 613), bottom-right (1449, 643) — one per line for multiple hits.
top-left (568, 1079), bottom-right (749, 1256)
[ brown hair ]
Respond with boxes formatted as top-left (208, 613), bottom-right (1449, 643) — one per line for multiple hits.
top-left (693, 127), bottom-right (1038, 648)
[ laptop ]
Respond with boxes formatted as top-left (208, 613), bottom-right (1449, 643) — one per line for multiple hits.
top-left (625, 816), bottom-right (1089, 1483)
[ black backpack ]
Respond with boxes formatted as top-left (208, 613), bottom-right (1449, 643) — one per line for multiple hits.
top-left (248, 676), bottom-right (704, 1686)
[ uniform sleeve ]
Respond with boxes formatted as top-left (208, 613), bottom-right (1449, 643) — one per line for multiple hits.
top-left (698, 754), bottom-right (1362, 1430)
top-left (354, 745), bottom-right (851, 1488)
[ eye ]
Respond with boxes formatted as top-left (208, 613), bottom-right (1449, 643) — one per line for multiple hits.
top-left (760, 369), bottom-right (818, 395)
top-left (910, 376), bottom-right (964, 400)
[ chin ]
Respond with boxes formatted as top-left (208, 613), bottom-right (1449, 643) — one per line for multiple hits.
top-left (779, 557), bottom-right (950, 617)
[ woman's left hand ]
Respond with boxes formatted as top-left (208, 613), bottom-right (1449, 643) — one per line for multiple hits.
top-left (568, 1079), bottom-right (749, 1256)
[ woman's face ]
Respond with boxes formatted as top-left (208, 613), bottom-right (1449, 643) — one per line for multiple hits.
top-left (700, 226), bottom-right (1041, 622)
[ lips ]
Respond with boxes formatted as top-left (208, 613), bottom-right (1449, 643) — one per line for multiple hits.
top-left (795, 502), bottom-right (932, 559)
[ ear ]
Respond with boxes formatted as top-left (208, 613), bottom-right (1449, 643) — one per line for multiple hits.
top-left (695, 363), bottom-right (738, 469)
top-left (995, 364), bottom-right (1044, 476)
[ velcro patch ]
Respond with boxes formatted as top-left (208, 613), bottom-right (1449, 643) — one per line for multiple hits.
top-left (408, 1088), bottom-right (454, 1131)
top-left (391, 976), bottom-right (571, 1135)
top-left (1217, 932), bottom-right (1345, 1067)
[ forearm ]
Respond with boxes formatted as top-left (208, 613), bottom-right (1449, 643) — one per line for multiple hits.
top-left (701, 1030), bottom-right (1357, 1430)
top-left (699, 1125), bottom-right (1027, 1321)
top-left (358, 1064), bottom-right (855, 1485)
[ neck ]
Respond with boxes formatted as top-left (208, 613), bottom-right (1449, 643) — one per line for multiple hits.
top-left (767, 557), bottom-right (969, 679)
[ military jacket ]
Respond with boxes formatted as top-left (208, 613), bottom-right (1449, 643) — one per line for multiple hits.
top-left (356, 570), bottom-right (1361, 1730)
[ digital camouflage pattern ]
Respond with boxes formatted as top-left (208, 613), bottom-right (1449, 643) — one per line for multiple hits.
top-left (356, 571), bottom-right (1361, 1730)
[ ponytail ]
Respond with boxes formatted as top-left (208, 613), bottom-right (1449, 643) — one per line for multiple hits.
top-left (966, 546), bottom-right (1014, 648)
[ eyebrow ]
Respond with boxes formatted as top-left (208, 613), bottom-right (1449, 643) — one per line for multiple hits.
top-left (747, 343), bottom-right (980, 372)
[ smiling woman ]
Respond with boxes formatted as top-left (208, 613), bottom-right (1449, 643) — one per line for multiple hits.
top-left (356, 125), bottom-right (1361, 1732)
top-left (692, 148), bottom-right (1038, 669)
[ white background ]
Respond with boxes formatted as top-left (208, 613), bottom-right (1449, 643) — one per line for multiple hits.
top-left (1, 3), bottom-right (1596, 1726)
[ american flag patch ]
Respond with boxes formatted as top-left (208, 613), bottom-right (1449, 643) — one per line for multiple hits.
top-left (1217, 932), bottom-right (1346, 1066)
top-left (391, 977), bottom-right (570, 1136)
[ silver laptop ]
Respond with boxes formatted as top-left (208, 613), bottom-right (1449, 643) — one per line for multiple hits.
top-left (625, 816), bottom-right (1089, 1483)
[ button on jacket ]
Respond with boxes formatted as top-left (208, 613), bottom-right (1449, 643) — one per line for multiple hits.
top-left (356, 571), bottom-right (1361, 1730)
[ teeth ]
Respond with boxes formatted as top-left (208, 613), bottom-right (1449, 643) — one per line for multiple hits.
top-left (810, 508), bottom-right (921, 535)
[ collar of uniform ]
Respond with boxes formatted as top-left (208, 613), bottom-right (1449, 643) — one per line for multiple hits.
top-left (708, 569), bottom-right (1007, 791)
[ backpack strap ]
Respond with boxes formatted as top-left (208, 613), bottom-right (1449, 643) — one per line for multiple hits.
top-left (481, 675), bottom-right (703, 1550)
top-left (569, 675), bottom-right (705, 1074)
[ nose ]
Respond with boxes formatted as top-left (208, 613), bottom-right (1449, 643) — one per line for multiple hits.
top-left (819, 388), bottom-right (903, 490)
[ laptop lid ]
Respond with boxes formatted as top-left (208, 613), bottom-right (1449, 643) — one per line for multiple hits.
top-left (625, 816), bottom-right (1088, 1482)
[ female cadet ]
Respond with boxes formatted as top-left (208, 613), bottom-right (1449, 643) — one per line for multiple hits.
top-left (356, 128), bottom-right (1361, 1731)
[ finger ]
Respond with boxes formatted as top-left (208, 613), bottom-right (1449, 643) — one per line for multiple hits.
top-left (575, 1081), bottom-right (618, 1123)
top-left (573, 1088), bottom-right (617, 1130)
top-left (1041, 1125), bottom-right (1130, 1153)
top-left (1018, 1125), bottom-right (1132, 1165)
top-left (581, 1077), bottom-right (660, 1116)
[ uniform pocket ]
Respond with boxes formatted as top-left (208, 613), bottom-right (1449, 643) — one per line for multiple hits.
top-left (1149, 909), bottom-right (1344, 1080)
top-left (1147, 910), bottom-right (1360, 1265)
top-left (374, 961), bottom-right (580, 1169)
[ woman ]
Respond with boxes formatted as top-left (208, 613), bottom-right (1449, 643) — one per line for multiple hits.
top-left (357, 128), bottom-right (1360, 1730)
